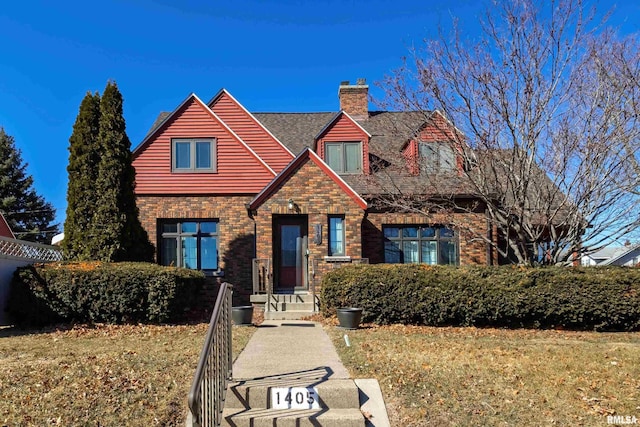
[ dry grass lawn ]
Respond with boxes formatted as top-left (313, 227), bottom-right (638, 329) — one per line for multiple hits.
top-left (327, 322), bottom-right (640, 426)
top-left (0, 322), bottom-right (255, 426)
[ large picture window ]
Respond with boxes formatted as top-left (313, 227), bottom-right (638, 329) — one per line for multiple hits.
top-left (383, 225), bottom-right (458, 265)
top-left (159, 220), bottom-right (218, 271)
top-left (172, 139), bottom-right (216, 172)
top-left (419, 142), bottom-right (456, 173)
top-left (325, 142), bottom-right (362, 174)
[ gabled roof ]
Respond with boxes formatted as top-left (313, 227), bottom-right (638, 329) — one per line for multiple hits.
top-left (132, 93), bottom-right (276, 176)
top-left (0, 212), bottom-right (15, 239)
top-left (145, 111), bottom-right (171, 139)
top-left (139, 103), bottom-right (489, 199)
top-left (133, 93), bottom-right (194, 156)
top-left (249, 147), bottom-right (367, 210)
top-left (251, 110), bottom-right (480, 197)
top-left (252, 112), bottom-right (336, 155)
top-left (208, 89), bottom-right (295, 158)
top-left (253, 111), bottom-right (427, 156)
top-left (398, 110), bottom-right (466, 150)
top-left (586, 246), bottom-right (626, 260)
top-left (601, 243), bottom-right (640, 265)
top-left (314, 111), bottom-right (372, 140)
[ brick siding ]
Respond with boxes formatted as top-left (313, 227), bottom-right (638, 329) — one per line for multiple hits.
top-left (363, 211), bottom-right (492, 265)
top-left (338, 85), bottom-right (368, 119)
top-left (252, 158), bottom-right (366, 293)
top-left (136, 195), bottom-right (255, 302)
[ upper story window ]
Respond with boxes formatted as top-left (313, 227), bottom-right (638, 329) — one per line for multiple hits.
top-left (419, 142), bottom-right (456, 173)
top-left (172, 139), bottom-right (216, 173)
top-left (325, 142), bottom-right (362, 174)
top-left (383, 225), bottom-right (458, 265)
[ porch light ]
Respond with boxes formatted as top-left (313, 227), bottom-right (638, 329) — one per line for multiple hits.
top-left (287, 198), bottom-right (295, 210)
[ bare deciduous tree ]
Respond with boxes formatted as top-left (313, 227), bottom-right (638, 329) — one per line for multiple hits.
top-left (376, 0), bottom-right (640, 265)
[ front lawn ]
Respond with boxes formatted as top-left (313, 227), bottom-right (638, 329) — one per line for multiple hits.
top-left (0, 323), bottom-right (255, 426)
top-left (328, 323), bottom-right (640, 426)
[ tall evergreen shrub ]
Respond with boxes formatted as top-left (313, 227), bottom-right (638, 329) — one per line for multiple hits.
top-left (90, 81), bottom-right (153, 262)
top-left (63, 92), bottom-right (101, 259)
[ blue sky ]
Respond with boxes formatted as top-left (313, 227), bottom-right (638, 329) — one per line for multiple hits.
top-left (0, 0), bottom-right (637, 231)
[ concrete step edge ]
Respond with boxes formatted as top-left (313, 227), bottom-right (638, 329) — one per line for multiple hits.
top-left (225, 379), bottom-right (360, 410)
top-left (269, 302), bottom-right (316, 310)
top-left (221, 407), bottom-right (364, 427)
top-left (263, 311), bottom-right (317, 320)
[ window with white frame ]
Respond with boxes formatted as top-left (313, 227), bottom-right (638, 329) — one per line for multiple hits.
top-left (328, 215), bottom-right (345, 256)
top-left (325, 142), bottom-right (362, 174)
top-left (159, 220), bottom-right (219, 271)
top-left (383, 225), bottom-right (458, 265)
top-left (172, 139), bottom-right (216, 172)
top-left (419, 142), bottom-right (456, 173)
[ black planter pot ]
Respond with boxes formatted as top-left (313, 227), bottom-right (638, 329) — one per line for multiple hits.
top-left (336, 307), bottom-right (363, 329)
top-left (232, 306), bottom-right (254, 326)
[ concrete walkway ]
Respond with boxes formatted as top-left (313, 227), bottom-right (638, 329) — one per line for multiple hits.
top-left (233, 320), bottom-right (350, 380)
top-left (228, 319), bottom-right (391, 427)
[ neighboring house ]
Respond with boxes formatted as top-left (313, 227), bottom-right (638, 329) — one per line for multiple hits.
top-left (132, 79), bottom-right (498, 303)
top-left (0, 213), bottom-right (15, 239)
top-left (582, 244), bottom-right (640, 267)
top-left (51, 233), bottom-right (64, 246)
top-left (0, 213), bottom-right (62, 326)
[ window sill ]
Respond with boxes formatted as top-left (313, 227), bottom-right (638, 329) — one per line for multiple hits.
top-left (171, 169), bottom-right (218, 174)
top-left (324, 256), bottom-right (351, 263)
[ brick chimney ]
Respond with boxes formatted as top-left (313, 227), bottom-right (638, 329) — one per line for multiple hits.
top-left (338, 78), bottom-right (369, 120)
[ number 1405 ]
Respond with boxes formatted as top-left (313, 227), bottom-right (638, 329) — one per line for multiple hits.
top-left (271, 387), bottom-right (320, 409)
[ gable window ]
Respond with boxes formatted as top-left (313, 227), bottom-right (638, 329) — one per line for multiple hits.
top-left (159, 220), bottom-right (218, 272)
top-left (419, 142), bottom-right (456, 173)
top-left (383, 225), bottom-right (458, 265)
top-left (328, 215), bottom-right (345, 256)
top-left (325, 142), bottom-right (362, 174)
top-left (172, 139), bottom-right (216, 172)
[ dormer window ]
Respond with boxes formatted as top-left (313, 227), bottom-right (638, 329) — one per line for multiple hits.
top-left (325, 142), bottom-right (362, 174)
top-left (419, 142), bottom-right (455, 173)
top-left (172, 138), bottom-right (216, 173)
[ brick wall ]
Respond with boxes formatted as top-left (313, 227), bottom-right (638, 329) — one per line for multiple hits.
top-left (252, 158), bottom-right (366, 291)
top-left (363, 211), bottom-right (492, 265)
top-left (136, 173), bottom-right (494, 304)
top-left (136, 195), bottom-right (256, 302)
top-left (338, 84), bottom-right (368, 119)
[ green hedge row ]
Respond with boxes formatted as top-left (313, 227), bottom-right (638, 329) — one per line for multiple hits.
top-left (8, 262), bottom-right (205, 326)
top-left (320, 264), bottom-right (640, 331)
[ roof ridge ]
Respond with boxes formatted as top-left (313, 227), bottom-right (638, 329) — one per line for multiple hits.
top-left (252, 111), bottom-right (337, 115)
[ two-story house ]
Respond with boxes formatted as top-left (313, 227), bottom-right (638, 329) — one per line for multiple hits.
top-left (132, 79), bottom-right (496, 310)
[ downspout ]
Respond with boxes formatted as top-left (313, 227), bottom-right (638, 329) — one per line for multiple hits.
top-left (245, 203), bottom-right (256, 257)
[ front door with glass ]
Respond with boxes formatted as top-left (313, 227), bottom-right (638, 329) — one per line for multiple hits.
top-left (274, 216), bottom-right (308, 291)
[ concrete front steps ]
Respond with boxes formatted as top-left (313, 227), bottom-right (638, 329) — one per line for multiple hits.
top-left (250, 293), bottom-right (319, 320)
top-left (222, 378), bottom-right (364, 426)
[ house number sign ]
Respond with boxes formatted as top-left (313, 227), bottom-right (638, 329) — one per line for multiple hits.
top-left (270, 387), bottom-right (320, 409)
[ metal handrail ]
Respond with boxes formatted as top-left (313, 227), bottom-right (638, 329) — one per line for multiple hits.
top-left (310, 258), bottom-right (317, 313)
top-left (187, 282), bottom-right (233, 427)
top-left (252, 258), bottom-right (272, 294)
top-left (265, 258), bottom-right (272, 313)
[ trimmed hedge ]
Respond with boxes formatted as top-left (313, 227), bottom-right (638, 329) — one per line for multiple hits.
top-left (7, 261), bottom-right (205, 326)
top-left (320, 264), bottom-right (640, 331)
